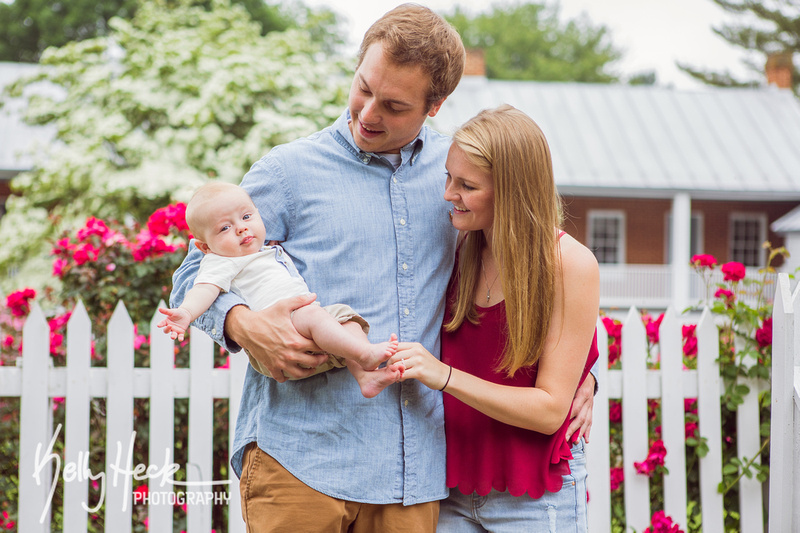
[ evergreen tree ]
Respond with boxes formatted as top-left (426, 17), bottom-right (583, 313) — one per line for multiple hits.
top-left (678, 0), bottom-right (800, 94)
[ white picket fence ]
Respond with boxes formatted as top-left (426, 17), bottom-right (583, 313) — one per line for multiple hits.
top-left (4, 301), bottom-right (249, 533)
top-left (2, 274), bottom-right (798, 532)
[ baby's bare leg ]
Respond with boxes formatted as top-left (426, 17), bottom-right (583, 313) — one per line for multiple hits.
top-left (291, 305), bottom-right (398, 370)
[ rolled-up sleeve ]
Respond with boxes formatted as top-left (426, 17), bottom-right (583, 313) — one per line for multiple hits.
top-left (170, 240), bottom-right (248, 352)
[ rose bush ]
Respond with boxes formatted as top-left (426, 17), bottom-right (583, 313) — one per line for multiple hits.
top-left (601, 244), bottom-right (782, 532)
top-left (0, 202), bottom-right (237, 531)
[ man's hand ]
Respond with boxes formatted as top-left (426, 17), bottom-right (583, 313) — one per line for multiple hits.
top-left (224, 293), bottom-right (328, 382)
top-left (566, 374), bottom-right (595, 444)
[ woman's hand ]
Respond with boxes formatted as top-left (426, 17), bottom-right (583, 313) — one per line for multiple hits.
top-left (388, 342), bottom-right (451, 391)
top-left (565, 374), bottom-right (595, 443)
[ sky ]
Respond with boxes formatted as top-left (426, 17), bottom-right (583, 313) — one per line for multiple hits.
top-left (304, 0), bottom-right (756, 90)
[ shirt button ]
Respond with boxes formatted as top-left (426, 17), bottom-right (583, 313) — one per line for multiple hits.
top-left (211, 328), bottom-right (217, 336)
top-left (393, 177), bottom-right (398, 183)
top-left (402, 263), bottom-right (408, 270)
top-left (404, 400), bottom-right (409, 407)
top-left (400, 218), bottom-right (406, 225)
top-left (404, 308), bottom-right (410, 316)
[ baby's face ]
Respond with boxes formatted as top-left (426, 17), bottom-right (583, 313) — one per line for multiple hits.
top-left (198, 191), bottom-right (266, 257)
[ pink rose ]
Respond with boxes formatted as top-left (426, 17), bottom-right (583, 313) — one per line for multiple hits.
top-left (608, 341), bottom-right (621, 367)
top-left (644, 510), bottom-right (684, 533)
top-left (714, 288), bottom-right (735, 307)
top-left (147, 203), bottom-right (189, 236)
top-left (76, 217), bottom-right (113, 242)
top-left (690, 254), bottom-right (717, 269)
top-left (610, 467), bottom-right (624, 491)
top-left (72, 243), bottom-right (100, 265)
top-left (635, 440), bottom-right (667, 477)
top-left (684, 398), bottom-right (697, 414)
top-left (609, 400), bottom-right (622, 423)
top-left (756, 317), bottom-right (772, 348)
top-left (130, 229), bottom-right (179, 261)
top-left (643, 313), bottom-right (664, 344)
top-left (682, 325), bottom-right (697, 358)
top-left (602, 317), bottom-right (622, 341)
top-left (6, 288), bottom-right (36, 317)
top-left (52, 258), bottom-right (69, 277)
top-left (721, 261), bottom-right (746, 282)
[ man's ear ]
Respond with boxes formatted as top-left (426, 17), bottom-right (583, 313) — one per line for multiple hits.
top-left (427, 97), bottom-right (447, 118)
top-left (195, 240), bottom-right (211, 254)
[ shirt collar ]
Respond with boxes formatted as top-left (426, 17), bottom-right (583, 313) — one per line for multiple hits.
top-left (333, 109), bottom-right (426, 166)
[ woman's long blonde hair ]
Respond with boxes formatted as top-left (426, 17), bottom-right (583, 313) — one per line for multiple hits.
top-left (444, 104), bottom-right (563, 377)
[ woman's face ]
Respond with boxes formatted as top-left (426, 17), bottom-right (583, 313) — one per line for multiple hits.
top-left (444, 144), bottom-right (495, 235)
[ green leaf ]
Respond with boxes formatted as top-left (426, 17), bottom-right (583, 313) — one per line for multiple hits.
top-left (723, 463), bottom-right (739, 475)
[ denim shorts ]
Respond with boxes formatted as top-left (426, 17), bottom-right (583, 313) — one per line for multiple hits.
top-left (437, 439), bottom-right (588, 533)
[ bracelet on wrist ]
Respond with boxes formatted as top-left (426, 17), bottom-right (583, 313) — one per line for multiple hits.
top-left (439, 365), bottom-right (453, 392)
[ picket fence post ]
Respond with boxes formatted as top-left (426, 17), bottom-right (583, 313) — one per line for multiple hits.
top-left (64, 301), bottom-right (91, 533)
top-left (696, 308), bottom-right (724, 531)
top-left (149, 303), bottom-right (175, 531)
top-left (227, 351), bottom-right (248, 533)
top-left (105, 301), bottom-right (134, 531)
top-left (586, 318), bottom-right (611, 532)
top-left (18, 304), bottom-right (52, 533)
top-left (659, 307), bottom-right (688, 530)
top-left (769, 273), bottom-right (799, 532)
top-left (187, 322), bottom-right (214, 532)
top-left (621, 307), bottom-right (650, 532)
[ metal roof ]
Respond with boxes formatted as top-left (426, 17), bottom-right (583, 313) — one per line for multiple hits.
top-left (0, 62), bottom-right (57, 177)
top-left (772, 205), bottom-right (800, 232)
top-left (428, 77), bottom-right (800, 201)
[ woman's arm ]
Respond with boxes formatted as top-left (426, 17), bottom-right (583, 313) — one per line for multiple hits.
top-left (389, 235), bottom-right (599, 434)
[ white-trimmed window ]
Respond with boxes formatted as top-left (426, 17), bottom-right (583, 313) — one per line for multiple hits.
top-left (588, 210), bottom-right (625, 264)
top-left (730, 213), bottom-right (767, 266)
top-left (665, 213), bottom-right (704, 263)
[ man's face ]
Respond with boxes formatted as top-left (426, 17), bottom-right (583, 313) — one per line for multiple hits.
top-left (348, 42), bottom-right (444, 154)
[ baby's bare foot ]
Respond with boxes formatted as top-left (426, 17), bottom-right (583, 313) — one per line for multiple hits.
top-left (359, 333), bottom-right (398, 371)
top-left (356, 362), bottom-right (404, 399)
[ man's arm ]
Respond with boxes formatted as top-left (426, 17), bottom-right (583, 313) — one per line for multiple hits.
top-left (170, 241), bottom-right (329, 381)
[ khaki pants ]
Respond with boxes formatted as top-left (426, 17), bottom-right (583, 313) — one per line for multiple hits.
top-left (239, 443), bottom-right (440, 532)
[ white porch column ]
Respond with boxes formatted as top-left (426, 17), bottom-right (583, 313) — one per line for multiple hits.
top-left (671, 192), bottom-right (692, 310)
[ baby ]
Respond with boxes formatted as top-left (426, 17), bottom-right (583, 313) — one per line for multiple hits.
top-left (158, 182), bottom-right (403, 398)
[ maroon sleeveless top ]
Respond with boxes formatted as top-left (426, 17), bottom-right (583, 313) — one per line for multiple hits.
top-left (441, 249), bottom-right (599, 498)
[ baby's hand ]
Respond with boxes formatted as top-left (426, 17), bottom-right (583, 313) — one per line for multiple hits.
top-left (157, 307), bottom-right (191, 342)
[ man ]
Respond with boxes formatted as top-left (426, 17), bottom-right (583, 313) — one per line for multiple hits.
top-left (172, 5), bottom-right (594, 531)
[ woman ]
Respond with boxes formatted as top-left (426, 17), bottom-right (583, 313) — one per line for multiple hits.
top-left (388, 105), bottom-right (599, 532)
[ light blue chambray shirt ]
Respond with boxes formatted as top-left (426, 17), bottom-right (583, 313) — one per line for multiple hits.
top-left (171, 110), bottom-right (457, 505)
